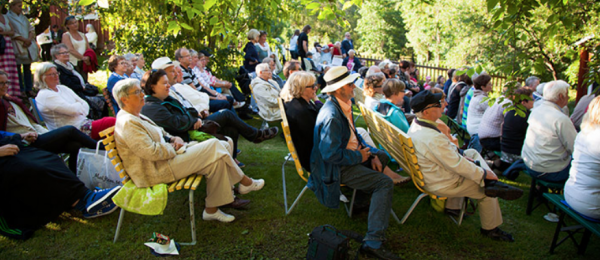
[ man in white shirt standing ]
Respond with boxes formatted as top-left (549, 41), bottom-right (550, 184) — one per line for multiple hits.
top-left (522, 80), bottom-right (577, 183)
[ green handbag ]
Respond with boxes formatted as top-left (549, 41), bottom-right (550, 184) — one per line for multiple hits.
top-left (112, 180), bottom-right (168, 215)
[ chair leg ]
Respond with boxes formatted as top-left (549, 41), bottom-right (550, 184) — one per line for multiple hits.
top-left (345, 189), bottom-right (358, 218)
top-left (260, 120), bottom-right (269, 130)
top-left (400, 193), bottom-right (429, 224)
top-left (180, 189), bottom-right (197, 246)
top-left (550, 210), bottom-right (566, 254)
top-left (113, 208), bottom-right (125, 243)
top-left (449, 197), bottom-right (468, 226)
top-left (285, 186), bottom-right (309, 215)
top-left (526, 178), bottom-right (537, 215)
top-left (390, 209), bottom-right (401, 224)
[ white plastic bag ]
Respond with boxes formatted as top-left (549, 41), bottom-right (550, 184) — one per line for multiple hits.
top-left (76, 142), bottom-right (124, 190)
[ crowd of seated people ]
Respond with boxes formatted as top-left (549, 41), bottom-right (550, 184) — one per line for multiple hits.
top-left (3, 22), bottom-right (600, 260)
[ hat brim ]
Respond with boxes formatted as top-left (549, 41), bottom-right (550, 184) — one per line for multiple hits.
top-left (321, 73), bottom-right (360, 93)
top-left (154, 61), bottom-right (180, 70)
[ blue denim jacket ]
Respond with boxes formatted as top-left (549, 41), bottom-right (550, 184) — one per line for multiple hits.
top-left (308, 96), bottom-right (378, 209)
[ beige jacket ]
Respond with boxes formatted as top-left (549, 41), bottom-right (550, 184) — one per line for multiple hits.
top-left (251, 77), bottom-right (282, 121)
top-left (115, 110), bottom-right (178, 188)
top-left (407, 119), bottom-right (485, 192)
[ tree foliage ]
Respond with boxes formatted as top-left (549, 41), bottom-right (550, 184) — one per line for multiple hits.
top-left (356, 0), bottom-right (408, 58)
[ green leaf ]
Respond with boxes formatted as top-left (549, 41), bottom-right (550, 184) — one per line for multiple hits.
top-left (180, 22), bottom-right (193, 30)
top-left (78, 0), bottom-right (96, 6)
top-left (167, 21), bottom-right (179, 31)
top-left (241, 230), bottom-right (249, 235)
top-left (205, 0), bottom-right (217, 10)
top-left (455, 70), bottom-right (466, 76)
top-left (342, 1), bottom-right (354, 10)
top-left (487, 0), bottom-right (499, 12)
top-left (209, 16), bottom-right (218, 25)
top-left (306, 2), bottom-right (320, 10)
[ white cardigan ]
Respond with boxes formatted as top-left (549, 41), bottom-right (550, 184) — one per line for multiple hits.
top-left (36, 85), bottom-right (89, 130)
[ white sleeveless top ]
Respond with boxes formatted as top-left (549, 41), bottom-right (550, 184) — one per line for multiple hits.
top-left (0, 15), bottom-right (11, 32)
top-left (67, 31), bottom-right (87, 65)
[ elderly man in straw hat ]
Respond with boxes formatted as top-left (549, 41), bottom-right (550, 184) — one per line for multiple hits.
top-left (309, 66), bottom-right (401, 260)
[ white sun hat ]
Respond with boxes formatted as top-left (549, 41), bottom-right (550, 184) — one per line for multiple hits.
top-left (321, 66), bottom-right (360, 93)
top-left (151, 57), bottom-right (180, 70)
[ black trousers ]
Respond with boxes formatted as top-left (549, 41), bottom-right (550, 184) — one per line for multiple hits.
top-left (32, 126), bottom-right (100, 173)
top-left (0, 137), bottom-right (88, 230)
top-left (206, 109), bottom-right (259, 158)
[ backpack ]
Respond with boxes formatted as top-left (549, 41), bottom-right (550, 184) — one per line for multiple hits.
top-left (306, 225), bottom-right (351, 260)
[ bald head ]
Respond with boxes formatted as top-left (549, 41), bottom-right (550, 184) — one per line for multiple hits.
top-left (366, 66), bottom-right (381, 77)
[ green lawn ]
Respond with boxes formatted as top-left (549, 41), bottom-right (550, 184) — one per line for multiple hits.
top-left (1, 111), bottom-right (598, 259)
top-left (2, 68), bottom-right (597, 259)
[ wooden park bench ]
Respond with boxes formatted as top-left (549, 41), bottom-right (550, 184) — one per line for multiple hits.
top-left (99, 126), bottom-right (203, 245)
top-left (544, 193), bottom-right (600, 255)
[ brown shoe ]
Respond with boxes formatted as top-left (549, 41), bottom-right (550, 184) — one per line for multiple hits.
top-left (253, 127), bottom-right (279, 143)
top-left (222, 197), bottom-right (251, 209)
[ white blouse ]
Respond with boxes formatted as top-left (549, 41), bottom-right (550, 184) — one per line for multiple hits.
top-left (35, 85), bottom-right (89, 130)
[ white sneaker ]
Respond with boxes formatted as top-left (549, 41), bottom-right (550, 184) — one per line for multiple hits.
top-left (202, 209), bottom-right (235, 223)
top-left (238, 178), bottom-right (265, 195)
top-left (233, 101), bottom-right (246, 109)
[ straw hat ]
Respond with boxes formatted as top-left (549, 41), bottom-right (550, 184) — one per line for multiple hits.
top-left (151, 57), bottom-right (180, 70)
top-left (321, 66), bottom-right (360, 93)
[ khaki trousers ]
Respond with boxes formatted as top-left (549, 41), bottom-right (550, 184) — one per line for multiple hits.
top-left (169, 138), bottom-right (244, 208)
top-left (433, 149), bottom-right (503, 230)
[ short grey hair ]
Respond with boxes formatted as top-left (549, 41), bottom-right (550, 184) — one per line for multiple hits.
top-left (51, 43), bottom-right (68, 59)
top-left (174, 47), bottom-right (188, 61)
top-left (112, 78), bottom-right (141, 109)
top-left (247, 29), bottom-right (260, 41)
top-left (378, 60), bottom-right (391, 70)
top-left (33, 62), bottom-right (57, 90)
top-left (262, 57), bottom-right (273, 64)
top-left (525, 76), bottom-right (540, 87)
top-left (366, 66), bottom-right (382, 77)
top-left (543, 80), bottom-right (569, 102)
top-left (255, 63), bottom-right (270, 75)
top-left (123, 53), bottom-right (137, 61)
top-left (348, 49), bottom-right (355, 56)
top-left (189, 49), bottom-right (198, 57)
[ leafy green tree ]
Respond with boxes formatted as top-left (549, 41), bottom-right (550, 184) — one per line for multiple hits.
top-left (356, 0), bottom-right (408, 58)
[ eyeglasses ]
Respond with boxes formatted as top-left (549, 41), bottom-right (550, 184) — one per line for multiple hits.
top-left (119, 62), bottom-right (129, 65)
top-left (0, 81), bottom-right (10, 86)
top-left (45, 72), bottom-right (59, 77)
top-left (127, 89), bottom-right (143, 96)
top-left (423, 102), bottom-right (442, 110)
top-left (58, 51), bottom-right (69, 55)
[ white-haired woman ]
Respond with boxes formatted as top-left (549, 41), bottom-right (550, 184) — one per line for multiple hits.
top-left (34, 62), bottom-right (115, 140)
top-left (112, 78), bottom-right (264, 222)
top-left (250, 63), bottom-right (282, 121)
top-left (565, 96), bottom-right (600, 220)
top-left (243, 29), bottom-right (260, 73)
top-left (85, 24), bottom-right (97, 50)
top-left (341, 49), bottom-right (362, 73)
top-left (378, 60), bottom-right (391, 78)
top-left (280, 71), bottom-right (322, 171)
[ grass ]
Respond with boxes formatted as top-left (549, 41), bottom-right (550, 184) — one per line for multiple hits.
top-left (1, 111), bottom-right (598, 259)
top-left (2, 70), bottom-right (598, 259)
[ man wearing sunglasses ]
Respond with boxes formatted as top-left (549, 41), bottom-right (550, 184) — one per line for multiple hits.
top-left (407, 90), bottom-right (518, 242)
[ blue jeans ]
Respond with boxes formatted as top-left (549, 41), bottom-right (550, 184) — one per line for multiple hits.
top-left (502, 158), bottom-right (526, 180)
top-left (525, 161), bottom-right (571, 183)
top-left (339, 151), bottom-right (393, 242)
top-left (17, 63), bottom-right (32, 93)
top-left (467, 134), bottom-right (482, 154)
top-left (209, 99), bottom-right (233, 112)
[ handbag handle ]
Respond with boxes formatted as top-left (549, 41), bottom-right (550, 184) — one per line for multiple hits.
top-left (95, 140), bottom-right (102, 155)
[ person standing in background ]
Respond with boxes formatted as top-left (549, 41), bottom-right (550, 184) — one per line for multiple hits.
top-left (297, 25), bottom-right (311, 70)
top-left (6, 0), bottom-right (39, 98)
